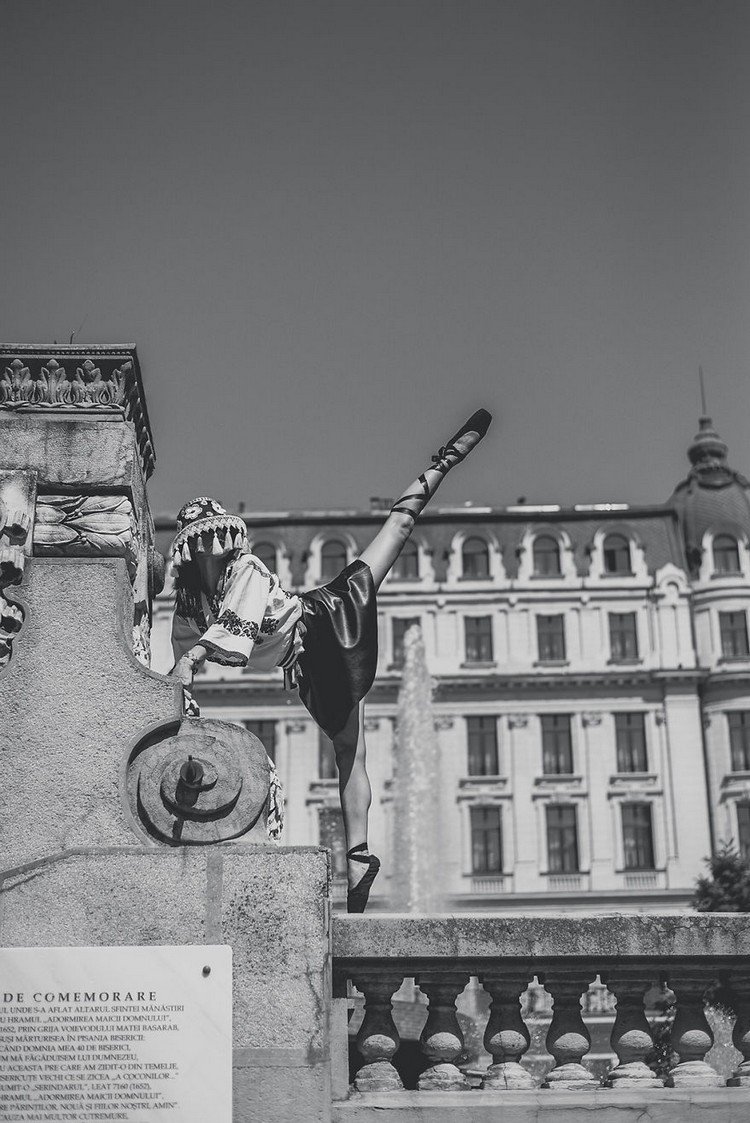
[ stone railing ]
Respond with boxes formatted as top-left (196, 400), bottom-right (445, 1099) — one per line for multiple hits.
top-left (330, 914), bottom-right (750, 1120)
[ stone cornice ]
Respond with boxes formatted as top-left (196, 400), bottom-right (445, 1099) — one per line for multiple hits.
top-left (0, 344), bottom-right (155, 480)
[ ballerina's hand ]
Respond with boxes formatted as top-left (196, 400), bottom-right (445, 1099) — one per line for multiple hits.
top-left (175, 654), bottom-right (197, 687)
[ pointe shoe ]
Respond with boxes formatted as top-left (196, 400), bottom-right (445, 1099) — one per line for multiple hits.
top-left (346, 844), bottom-right (381, 914)
top-left (391, 408), bottom-right (493, 518)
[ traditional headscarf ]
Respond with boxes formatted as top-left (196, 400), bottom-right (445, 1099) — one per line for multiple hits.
top-left (170, 497), bottom-right (248, 570)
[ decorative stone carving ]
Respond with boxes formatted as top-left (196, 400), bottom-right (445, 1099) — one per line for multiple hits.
top-left (666, 969), bottom-right (723, 1087)
top-left (1, 357), bottom-right (126, 410)
top-left (655, 709), bottom-right (667, 726)
top-left (416, 971), bottom-right (471, 1091)
top-left (364, 717), bottom-right (380, 732)
top-left (605, 969), bottom-right (662, 1087)
top-left (34, 494), bottom-right (137, 573)
top-left (0, 469), bottom-right (36, 672)
top-left (352, 971), bottom-right (404, 1092)
top-left (285, 720), bottom-right (308, 735)
top-left (480, 969), bottom-right (535, 1089)
top-left (0, 346), bottom-right (156, 479)
top-left (126, 718), bottom-right (271, 845)
top-left (542, 971), bottom-right (598, 1088)
top-left (581, 713), bottom-right (602, 727)
top-left (433, 716), bottom-right (454, 731)
top-left (507, 714), bottom-right (528, 729)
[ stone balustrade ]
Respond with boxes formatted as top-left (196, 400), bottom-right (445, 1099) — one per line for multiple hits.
top-left (330, 914), bottom-right (750, 1120)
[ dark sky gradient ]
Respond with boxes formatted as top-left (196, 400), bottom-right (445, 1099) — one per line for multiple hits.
top-left (2, 1), bottom-right (749, 515)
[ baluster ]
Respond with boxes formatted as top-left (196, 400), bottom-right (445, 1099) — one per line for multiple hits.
top-left (541, 971), bottom-right (597, 1088)
top-left (352, 971), bottom-right (404, 1092)
top-left (416, 971), bottom-right (471, 1090)
top-left (726, 969), bottom-right (750, 1087)
top-left (479, 969), bottom-right (536, 1089)
top-left (665, 968), bottom-right (723, 1087)
top-left (604, 969), bottom-right (662, 1087)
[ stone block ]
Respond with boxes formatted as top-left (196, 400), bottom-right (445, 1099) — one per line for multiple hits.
top-left (0, 557), bottom-right (180, 867)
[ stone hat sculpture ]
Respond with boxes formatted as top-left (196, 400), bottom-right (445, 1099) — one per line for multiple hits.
top-left (170, 497), bottom-right (247, 568)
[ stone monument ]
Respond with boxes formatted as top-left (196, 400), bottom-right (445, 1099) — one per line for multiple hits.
top-left (0, 344), bottom-right (331, 1123)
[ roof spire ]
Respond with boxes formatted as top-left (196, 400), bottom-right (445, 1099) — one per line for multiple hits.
top-left (699, 365), bottom-right (707, 417)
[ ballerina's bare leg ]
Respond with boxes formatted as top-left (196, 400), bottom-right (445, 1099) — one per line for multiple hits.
top-left (332, 410), bottom-right (492, 908)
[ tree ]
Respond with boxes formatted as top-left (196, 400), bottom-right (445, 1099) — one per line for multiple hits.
top-left (693, 843), bottom-right (750, 913)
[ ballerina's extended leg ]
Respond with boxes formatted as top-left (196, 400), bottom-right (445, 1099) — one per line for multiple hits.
top-left (360, 408), bottom-right (492, 589)
top-left (336, 408), bottom-right (493, 913)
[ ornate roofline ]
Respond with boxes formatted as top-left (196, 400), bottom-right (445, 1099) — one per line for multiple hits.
top-left (0, 344), bottom-right (156, 480)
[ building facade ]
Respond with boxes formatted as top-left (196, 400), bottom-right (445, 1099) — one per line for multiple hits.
top-left (151, 416), bottom-right (750, 913)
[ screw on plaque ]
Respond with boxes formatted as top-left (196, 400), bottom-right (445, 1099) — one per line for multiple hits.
top-left (202, 966), bottom-right (211, 977)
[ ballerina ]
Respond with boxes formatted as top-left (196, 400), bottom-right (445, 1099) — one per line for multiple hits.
top-left (169, 408), bottom-right (492, 911)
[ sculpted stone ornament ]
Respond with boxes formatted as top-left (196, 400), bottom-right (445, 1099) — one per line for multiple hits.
top-left (0, 346), bottom-right (156, 480)
top-left (0, 469), bottom-right (36, 671)
top-left (34, 494), bottom-right (137, 570)
top-left (127, 718), bottom-right (272, 845)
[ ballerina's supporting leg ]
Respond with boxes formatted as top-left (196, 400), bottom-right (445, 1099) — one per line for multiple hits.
top-left (331, 701), bottom-right (379, 911)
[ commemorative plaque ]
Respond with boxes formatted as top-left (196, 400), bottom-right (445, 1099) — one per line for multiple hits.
top-left (0, 945), bottom-right (232, 1122)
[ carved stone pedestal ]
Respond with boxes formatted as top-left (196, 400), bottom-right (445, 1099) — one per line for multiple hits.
top-left (541, 972), bottom-right (598, 1089)
top-left (416, 972), bottom-right (471, 1091)
top-left (605, 969), bottom-right (663, 1088)
top-left (666, 969), bottom-right (723, 1088)
top-left (480, 969), bottom-right (536, 1090)
top-left (352, 972), bottom-right (404, 1093)
top-left (727, 971), bottom-right (750, 1087)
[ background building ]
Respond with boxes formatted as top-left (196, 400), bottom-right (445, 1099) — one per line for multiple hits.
top-left (151, 416), bottom-right (750, 913)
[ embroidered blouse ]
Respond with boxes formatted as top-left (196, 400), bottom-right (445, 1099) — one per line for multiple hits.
top-left (171, 550), bottom-right (303, 672)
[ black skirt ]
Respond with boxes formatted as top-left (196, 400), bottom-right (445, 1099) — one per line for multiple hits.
top-left (296, 560), bottom-right (378, 739)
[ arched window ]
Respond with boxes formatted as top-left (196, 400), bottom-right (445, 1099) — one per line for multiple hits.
top-left (603, 534), bottom-right (631, 575)
top-left (252, 541), bottom-right (277, 573)
top-left (462, 537), bottom-right (490, 579)
top-left (714, 534), bottom-right (741, 575)
top-left (533, 535), bottom-right (561, 576)
top-left (391, 538), bottom-right (419, 580)
top-left (321, 539), bottom-right (347, 580)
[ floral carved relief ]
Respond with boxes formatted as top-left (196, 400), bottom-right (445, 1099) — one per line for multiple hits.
top-left (1, 358), bottom-right (126, 410)
top-left (34, 495), bottom-right (137, 572)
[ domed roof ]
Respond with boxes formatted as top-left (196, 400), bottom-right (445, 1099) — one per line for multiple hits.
top-left (668, 415), bottom-right (750, 574)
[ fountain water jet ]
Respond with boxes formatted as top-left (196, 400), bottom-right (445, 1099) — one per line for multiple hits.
top-left (390, 624), bottom-right (443, 913)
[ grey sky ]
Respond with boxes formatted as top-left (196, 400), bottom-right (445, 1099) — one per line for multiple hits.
top-left (2, 0), bottom-right (749, 515)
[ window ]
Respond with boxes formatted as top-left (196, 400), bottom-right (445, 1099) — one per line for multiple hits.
top-left (537, 615), bottom-right (566, 662)
top-left (541, 715), bottom-right (573, 774)
top-left (615, 713), bottom-right (647, 772)
top-left (243, 719), bottom-right (277, 762)
top-left (467, 716), bottom-right (499, 776)
top-left (391, 539), bottom-right (419, 580)
top-left (729, 712), bottom-right (750, 772)
top-left (720, 611), bottom-right (749, 658)
top-left (464, 616), bottom-right (493, 663)
top-left (318, 730), bottom-right (337, 780)
top-left (252, 542), bottom-right (277, 573)
top-left (393, 617), bottom-right (420, 668)
top-left (321, 540), bottom-right (347, 580)
top-left (603, 534), bottom-right (632, 575)
top-left (546, 805), bottom-right (579, 873)
top-left (738, 803), bottom-right (750, 860)
top-left (470, 806), bottom-right (503, 873)
top-left (533, 535), bottom-right (561, 576)
top-left (622, 803), bottom-right (655, 870)
top-left (714, 535), bottom-right (741, 575)
top-left (462, 537), bottom-right (490, 579)
top-left (609, 613), bottom-right (639, 661)
top-left (318, 807), bottom-right (347, 878)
